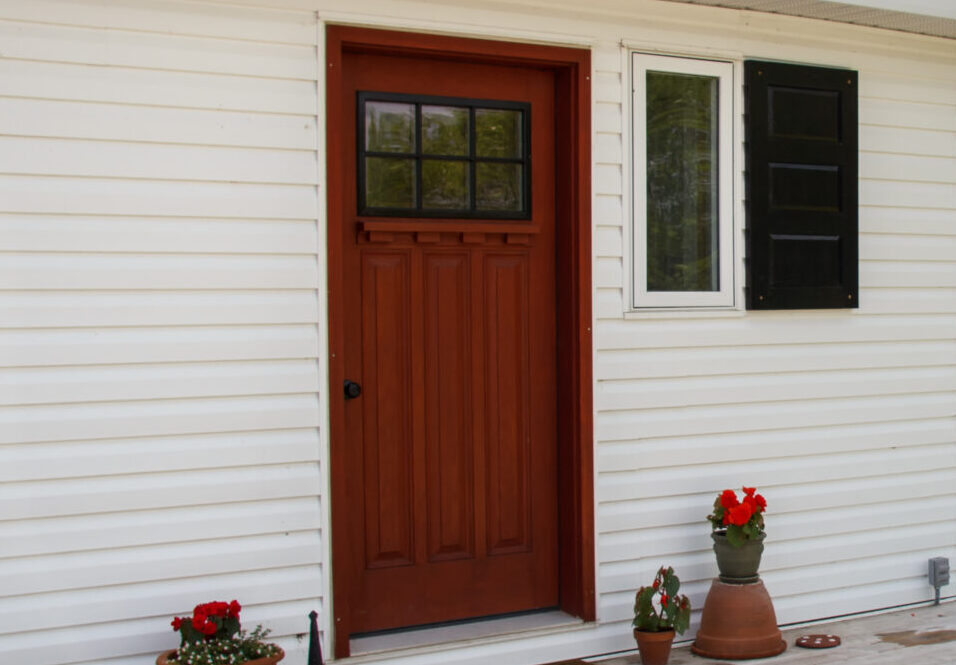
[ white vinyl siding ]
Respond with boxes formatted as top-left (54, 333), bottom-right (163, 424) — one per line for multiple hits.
top-left (0, 1), bottom-right (953, 665)
top-left (0, 2), bottom-right (323, 665)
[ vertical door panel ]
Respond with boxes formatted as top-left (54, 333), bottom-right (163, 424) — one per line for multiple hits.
top-left (483, 253), bottom-right (532, 555)
top-left (423, 252), bottom-right (476, 562)
top-left (361, 251), bottom-right (414, 568)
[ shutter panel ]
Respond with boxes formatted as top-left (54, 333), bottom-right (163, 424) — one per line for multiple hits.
top-left (745, 60), bottom-right (858, 310)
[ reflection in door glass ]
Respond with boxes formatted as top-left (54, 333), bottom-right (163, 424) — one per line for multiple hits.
top-left (423, 160), bottom-right (469, 209)
top-left (646, 71), bottom-right (719, 292)
top-left (359, 93), bottom-right (529, 218)
top-left (476, 162), bottom-right (522, 211)
top-left (422, 106), bottom-right (469, 156)
top-left (476, 109), bottom-right (522, 158)
top-left (366, 157), bottom-right (415, 208)
top-left (365, 102), bottom-right (415, 153)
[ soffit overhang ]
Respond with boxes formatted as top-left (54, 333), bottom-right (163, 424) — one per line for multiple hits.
top-left (658, 0), bottom-right (956, 39)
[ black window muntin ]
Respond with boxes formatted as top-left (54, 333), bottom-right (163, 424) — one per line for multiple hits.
top-left (357, 91), bottom-right (531, 219)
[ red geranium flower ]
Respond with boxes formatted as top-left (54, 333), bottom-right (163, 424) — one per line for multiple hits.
top-left (728, 502), bottom-right (753, 526)
top-left (228, 600), bottom-right (241, 617)
top-left (755, 494), bottom-right (767, 510)
top-left (171, 617), bottom-right (182, 631)
top-left (192, 612), bottom-right (206, 631)
top-left (720, 489), bottom-right (739, 509)
top-left (742, 486), bottom-right (756, 497)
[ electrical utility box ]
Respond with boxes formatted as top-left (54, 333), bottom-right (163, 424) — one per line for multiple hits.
top-left (929, 557), bottom-right (950, 588)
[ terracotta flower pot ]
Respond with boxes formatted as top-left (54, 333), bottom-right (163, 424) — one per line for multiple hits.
top-left (156, 647), bottom-right (284, 665)
top-left (633, 628), bottom-right (675, 665)
top-left (712, 531), bottom-right (765, 581)
top-left (691, 579), bottom-right (786, 659)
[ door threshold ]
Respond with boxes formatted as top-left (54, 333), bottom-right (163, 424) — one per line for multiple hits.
top-left (349, 610), bottom-right (583, 658)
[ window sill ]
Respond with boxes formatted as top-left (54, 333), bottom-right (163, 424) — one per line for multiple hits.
top-left (623, 306), bottom-right (747, 320)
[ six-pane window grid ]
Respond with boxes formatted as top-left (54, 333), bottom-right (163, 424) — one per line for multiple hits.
top-left (358, 92), bottom-right (530, 219)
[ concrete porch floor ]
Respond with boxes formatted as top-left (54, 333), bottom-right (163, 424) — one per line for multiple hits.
top-left (560, 600), bottom-right (956, 665)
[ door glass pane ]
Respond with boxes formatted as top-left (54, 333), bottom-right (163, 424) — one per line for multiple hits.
top-left (366, 157), bottom-right (415, 208)
top-left (476, 162), bottom-right (521, 211)
top-left (475, 109), bottom-right (522, 158)
top-left (423, 160), bottom-right (469, 209)
top-left (422, 106), bottom-right (469, 156)
top-left (366, 102), bottom-right (415, 153)
top-left (645, 71), bottom-right (719, 292)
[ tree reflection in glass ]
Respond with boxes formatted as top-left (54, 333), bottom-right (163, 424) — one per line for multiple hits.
top-left (360, 95), bottom-right (528, 217)
top-left (646, 71), bottom-right (719, 292)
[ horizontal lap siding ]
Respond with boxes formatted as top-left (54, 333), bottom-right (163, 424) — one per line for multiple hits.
top-left (0, 3), bottom-right (321, 665)
top-left (593, 24), bottom-right (956, 656)
top-left (1, 1), bottom-right (954, 665)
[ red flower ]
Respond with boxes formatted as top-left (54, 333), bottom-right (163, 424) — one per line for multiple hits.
top-left (755, 494), bottom-right (767, 510)
top-left (720, 489), bottom-right (739, 509)
top-left (728, 502), bottom-right (753, 526)
top-left (201, 620), bottom-right (218, 636)
top-left (742, 486), bottom-right (756, 497)
top-left (192, 612), bottom-right (206, 631)
top-left (660, 593), bottom-right (668, 608)
top-left (652, 579), bottom-right (659, 589)
top-left (171, 617), bottom-right (182, 631)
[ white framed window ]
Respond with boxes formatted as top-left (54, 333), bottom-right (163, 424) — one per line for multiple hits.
top-left (632, 53), bottom-right (734, 308)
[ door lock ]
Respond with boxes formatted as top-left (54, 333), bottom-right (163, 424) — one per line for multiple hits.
top-left (344, 380), bottom-right (362, 400)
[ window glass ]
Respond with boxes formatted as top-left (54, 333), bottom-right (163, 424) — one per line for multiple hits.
top-left (359, 93), bottom-right (530, 219)
top-left (422, 106), bottom-right (469, 156)
top-left (365, 157), bottom-right (415, 209)
top-left (476, 162), bottom-right (522, 211)
top-left (632, 54), bottom-right (734, 308)
top-left (646, 71), bottom-right (719, 292)
top-left (476, 109), bottom-right (522, 158)
top-left (422, 160), bottom-right (469, 209)
top-left (365, 102), bottom-right (415, 153)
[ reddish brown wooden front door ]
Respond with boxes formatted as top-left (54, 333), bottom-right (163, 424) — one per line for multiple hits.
top-left (333, 40), bottom-right (559, 638)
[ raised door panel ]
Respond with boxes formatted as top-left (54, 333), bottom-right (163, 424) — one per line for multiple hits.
top-left (423, 251), bottom-right (476, 562)
top-left (360, 251), bottom-right (414, 568)
top-left (483, 253), bottom-right (532, 555)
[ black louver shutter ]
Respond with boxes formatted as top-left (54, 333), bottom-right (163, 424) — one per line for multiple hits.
top-left (745, 60), bottom-right (858, 309)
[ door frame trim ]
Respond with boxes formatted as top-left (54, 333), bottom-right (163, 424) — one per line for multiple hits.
top-left (325, 25), bottom-right (594, 658)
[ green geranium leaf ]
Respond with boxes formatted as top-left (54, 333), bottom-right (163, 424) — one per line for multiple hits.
top-left (663, 574), bottom-right (679, 597)
top-left (727, 524), bottom-right (745, 547)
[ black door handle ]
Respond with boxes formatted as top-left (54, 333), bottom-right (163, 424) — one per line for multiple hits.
top-left (344, 380), bottom-right (362, 400)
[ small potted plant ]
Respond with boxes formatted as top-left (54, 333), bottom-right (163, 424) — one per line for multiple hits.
top-left (157, 600), bottom-right (284, 665)
top-left (632, 566), bottom-right (691, 665)
top-left (707, 486), bottom-right (768, 580)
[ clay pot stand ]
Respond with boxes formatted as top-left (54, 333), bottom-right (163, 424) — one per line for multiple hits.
top-left (692, 578), bottom-right (786, 660)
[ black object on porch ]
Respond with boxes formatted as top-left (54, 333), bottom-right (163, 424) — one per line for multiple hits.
top-left (308, 610), bottom-right (324, 665)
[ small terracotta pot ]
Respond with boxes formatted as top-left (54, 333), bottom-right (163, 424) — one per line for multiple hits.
top-left (712, 531), bottom-right (765, 581)
top-left (633, 628), bottom-right (675, 665)
top-left (156, 647), bottom-right (284, 665)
